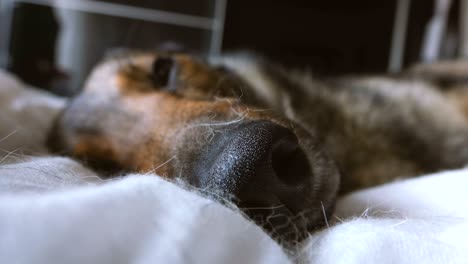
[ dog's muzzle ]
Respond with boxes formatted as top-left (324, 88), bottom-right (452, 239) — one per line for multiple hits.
top-left (189, 120), bottom-right (314, 239)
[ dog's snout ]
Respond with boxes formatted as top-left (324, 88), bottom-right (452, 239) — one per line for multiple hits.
top-left (192, 120), bottom-right (313, 236)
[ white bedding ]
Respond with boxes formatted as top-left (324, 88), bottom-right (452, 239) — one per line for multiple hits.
top-left (1, 70), bottom-right (467, 264)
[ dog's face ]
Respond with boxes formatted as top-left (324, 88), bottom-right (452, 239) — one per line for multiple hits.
top-left (49, 52), bottom-right (339, 242)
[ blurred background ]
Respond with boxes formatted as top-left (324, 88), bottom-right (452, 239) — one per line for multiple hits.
top-left (0, 0), bottom-right (464, 95)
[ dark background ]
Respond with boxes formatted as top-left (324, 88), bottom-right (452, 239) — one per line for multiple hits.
top-left (223, 0), bottom-right (454, 75)
top-left (2, 0), bottom-right (461, 94)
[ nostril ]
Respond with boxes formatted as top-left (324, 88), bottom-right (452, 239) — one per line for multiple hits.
top-left (271, 137), bottom-right (312, 186)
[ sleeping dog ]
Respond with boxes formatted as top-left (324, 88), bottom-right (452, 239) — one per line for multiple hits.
top-left (48, 52), bottom-right (468, 243)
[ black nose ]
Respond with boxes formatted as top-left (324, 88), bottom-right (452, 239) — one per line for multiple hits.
top-left (192, 120), bottom-right (313, 239)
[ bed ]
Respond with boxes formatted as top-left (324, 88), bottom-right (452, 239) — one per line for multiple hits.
top-left (0, 69), bottom-right (467, 264)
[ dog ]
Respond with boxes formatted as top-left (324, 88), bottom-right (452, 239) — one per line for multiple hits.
top-left (47, 51), bottom-right (468, 243)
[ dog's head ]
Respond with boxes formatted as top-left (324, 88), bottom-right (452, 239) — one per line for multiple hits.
top-left (48, 52), bottom-right (339, 242)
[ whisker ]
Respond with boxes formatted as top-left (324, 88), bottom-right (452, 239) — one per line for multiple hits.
top-left (145, 155), bottom-right (177, 175)
top-left (389, 218), bottom-right (409, 228)
top-left (0, 147), bottom-right (23, 164)
top-left (321, 201), bottom-right (330, 228)
top-left (0, 129), bottom-right (19, 143)
top-left (187, 114), bottom-right (247, 128)
top-left (333, 215), bottom-right (345, 223)
top-left (239, 204), bottom-right (287, 210)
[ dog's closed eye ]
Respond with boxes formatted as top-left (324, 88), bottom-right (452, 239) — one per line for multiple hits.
top-left (150, 56), bottom-right (177, 91)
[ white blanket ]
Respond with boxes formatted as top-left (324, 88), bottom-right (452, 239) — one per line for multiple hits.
top-left (1, 71), bottom-right (467, 264)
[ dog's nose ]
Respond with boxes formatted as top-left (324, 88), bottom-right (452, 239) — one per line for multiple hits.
top-left (192, 120), bottom-right (313, 236)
